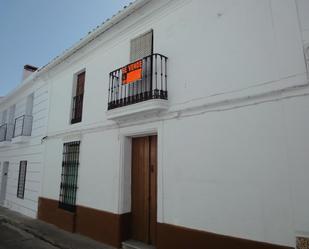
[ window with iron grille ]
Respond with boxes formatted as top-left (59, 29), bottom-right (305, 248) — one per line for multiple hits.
top-left (17, 161), bottom-right (27, 199)
top-left (59, 141), bottom-right (80, 212)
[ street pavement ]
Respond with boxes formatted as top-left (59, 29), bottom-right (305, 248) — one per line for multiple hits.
top-left (0, 221), bottom-right (58, 249)
top-left (0, 206), bottom-right (115, 249)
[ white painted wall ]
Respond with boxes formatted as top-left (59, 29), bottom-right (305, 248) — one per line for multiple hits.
top-left (40, 0), bottom-right (309, 247)
top-left (0, 80), bottom-right (49, 218)
top-left (296, 0), bottom-right (309, 43)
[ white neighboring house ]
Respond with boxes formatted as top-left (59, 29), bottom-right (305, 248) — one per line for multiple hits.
top-left (0, 65), bottom-right (49, 218)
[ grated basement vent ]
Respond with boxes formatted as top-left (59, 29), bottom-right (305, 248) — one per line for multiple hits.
top-left (297, 237), bottom-right (309, 249)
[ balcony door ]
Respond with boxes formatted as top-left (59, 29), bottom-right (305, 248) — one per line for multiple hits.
top-left (130, 30), bottom-right (153, 62)
top-left (131, 135), bottom-right (157, 245)
top-left (125, 31), bottom-right (153, 100)
top-left (25, 93), bottom-right (34, 116)
top-left (0, 162), bottom-right (9, 205)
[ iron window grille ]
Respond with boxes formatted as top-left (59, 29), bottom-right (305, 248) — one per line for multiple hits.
top-left (108, 53), bottom-right (168, 110)
top-left (17, 161), bottom-right (27, 199)
top-left (59, 141), bottom-right (80, 212)
top-left (13, 115), bottom-right (33, 138)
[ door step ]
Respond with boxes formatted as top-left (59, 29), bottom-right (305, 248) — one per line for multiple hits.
top-left (122, 240), bottom-right (156, 249)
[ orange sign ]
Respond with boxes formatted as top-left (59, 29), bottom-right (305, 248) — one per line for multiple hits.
top-left (122, 60), bottom-right (143, 84)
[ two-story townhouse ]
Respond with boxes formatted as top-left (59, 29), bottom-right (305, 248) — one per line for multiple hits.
top-left (0, 65), bottom-right (49, 218)
top-left (3, 0), bottom-right (305, 249)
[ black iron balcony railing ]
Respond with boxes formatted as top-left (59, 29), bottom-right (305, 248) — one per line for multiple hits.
top-left (108, 53), bottom-right (168, 110)
top-left (0, 124), bottom-right (8, 142)
top-left (13, 115), bottom-right (33, 138)
top-left (0, 123), bottom-right (15, 142)
top-left (71, 94), bottom-right (83, 124)
top-left (0, 123), bottom-right (14, 142)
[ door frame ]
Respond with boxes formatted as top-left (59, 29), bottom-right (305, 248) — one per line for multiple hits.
top-left (117, 124), bottom-right (163, 243)
top-left (0, 161), bottom-right (9, 205)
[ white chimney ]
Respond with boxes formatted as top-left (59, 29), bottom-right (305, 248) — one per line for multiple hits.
top-left (22, 64), bottom-right (38, 81)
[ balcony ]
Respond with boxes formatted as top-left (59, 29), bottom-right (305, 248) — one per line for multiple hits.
top-left (71, 94), bottom-right (83, 124)
top-left (106, 53), bottom-right (168, 120)
top-left (0, 123), bottom-right (14, 147)
top-left (11, 115), bottom-right (33, 144)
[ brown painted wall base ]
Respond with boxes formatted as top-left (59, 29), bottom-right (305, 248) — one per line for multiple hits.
top-left (38, 197), bottom-right (75, 232)
top-left (156, 223), bottom-right (293, 249)
top-left (76, 205), bottom-right (130, 248)
top-left (38, 198), bottom-right (293, 249)
top-left (37, 197), bottom-right (130, 248)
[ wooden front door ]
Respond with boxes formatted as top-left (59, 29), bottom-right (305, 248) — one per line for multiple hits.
top-left (131, 135), bottom-right (157, 245)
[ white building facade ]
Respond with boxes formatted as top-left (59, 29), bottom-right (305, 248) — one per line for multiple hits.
top-left (1, 0), bottom-right (309, 249)
top-left (0, 65), bottom-right (49, 218)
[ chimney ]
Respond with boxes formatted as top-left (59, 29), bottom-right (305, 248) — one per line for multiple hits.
top-left (22, 64), bottom-right (38, 81)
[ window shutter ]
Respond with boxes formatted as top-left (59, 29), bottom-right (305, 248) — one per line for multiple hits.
top-left (8, 105), bottom-right (15, 124)
top-left (25, 93), bottom-right (34, 115)
top-left (1, 110), bottom-right (7, 124)
top-left (130, 30), bottom-right (153, 62)
top-left (76, 72), bottom-right (85, 96)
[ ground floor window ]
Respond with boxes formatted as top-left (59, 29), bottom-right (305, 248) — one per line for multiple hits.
top-left (59, 141), bottom-right (80, 212)
top-left (17, 161), bottom-right (27, 199)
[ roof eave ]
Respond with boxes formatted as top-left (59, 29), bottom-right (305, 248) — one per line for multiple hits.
top-left (0, 0), bottom-right (150, 105)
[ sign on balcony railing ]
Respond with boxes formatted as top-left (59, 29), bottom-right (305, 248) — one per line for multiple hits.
top-left (13, 115), bottom-right (33, 138)
top-left (108, 53), bottom-right (168, 110)
top-left (121, 60), bottom-right (143, 85)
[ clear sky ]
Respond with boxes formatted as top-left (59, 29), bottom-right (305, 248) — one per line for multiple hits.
top-left (0, 0), bottom-right (132, 96)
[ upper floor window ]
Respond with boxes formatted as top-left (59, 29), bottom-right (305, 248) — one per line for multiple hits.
top-left (71, 71), bottom-right (85, 124)
top-left (13, 93), bottom-right (34, 138)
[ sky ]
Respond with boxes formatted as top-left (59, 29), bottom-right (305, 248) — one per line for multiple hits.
top-left (0, 0), bottom-right (132, 96)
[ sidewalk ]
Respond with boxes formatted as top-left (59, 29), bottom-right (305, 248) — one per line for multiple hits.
top-left (0, 206), bottom-right (116, 249)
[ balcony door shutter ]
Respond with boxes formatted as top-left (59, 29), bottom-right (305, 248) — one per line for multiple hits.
top-left (8, 105), bottom-right (15, 124)
top-left (130, 30), bottom-right (153, 62)
top-left (7, 105), bottom-right (15, 139)
top-left (129, 30), bottom-right (153, 96)
top-left (25, 93), bottom-right (34, 115)
top-left (1, 110), bottom-right (7, 124)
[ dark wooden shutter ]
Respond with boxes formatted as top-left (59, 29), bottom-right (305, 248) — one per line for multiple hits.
top-left (76, 72), bottom-right (85, 96)
top-left (71, 72), bottom-right (85, 124)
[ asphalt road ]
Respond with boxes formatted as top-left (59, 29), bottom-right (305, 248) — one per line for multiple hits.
top-left (0, 222), bottom-right (58, 249)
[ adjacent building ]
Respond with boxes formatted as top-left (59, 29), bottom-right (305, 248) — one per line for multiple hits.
top-left (1, 0), bottom-right (309, 249)
top-left (0, 65), bottom-right (49, 218)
